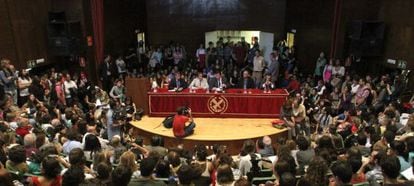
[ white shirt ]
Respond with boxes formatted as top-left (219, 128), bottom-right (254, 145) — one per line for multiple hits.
top-left (238, 153), bottom-right (262, 176)
top-left (189, 78), bottom-right (209, 89)
top-left (116, 59), bottom-right (126, 73)
top-left (332, 66), bottom-right (345, 77)
top-left (253, 56), bottom-right (265, 72)
top-left (64, 80), bottom-right (78, 98)
top-left (351, 84), bottom-right (360, 94)
top-left (196, 48), bottom-right (206, 59)
top-left (18, 77), bottom-right (32, 96)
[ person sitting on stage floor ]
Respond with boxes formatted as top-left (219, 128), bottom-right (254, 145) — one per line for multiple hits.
top-left (238, 70), bottom-right (255, 89)
top-left (168, 71), bottom-right (187, 90)
top-left (173, 106), bottom-right (196, 138)
top-left (208, 71), bottom-right (227, 91)
top-left (189, 72), bottom-right (209, 90)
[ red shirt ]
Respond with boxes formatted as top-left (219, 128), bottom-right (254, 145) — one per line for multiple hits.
top-left (16, 126), bottom-right (31, 137)
top-left (32, 175), bottom-right (62, 186)
top-left (173, 115), bottom-right (189, 137)
top-left (287, 79), bottom-right (300, 92)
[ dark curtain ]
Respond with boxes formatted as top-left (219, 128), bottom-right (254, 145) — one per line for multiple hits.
top-left (90, 0), bottom-right (104, 65)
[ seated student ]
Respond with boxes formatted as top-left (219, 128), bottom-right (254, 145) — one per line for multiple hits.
top-left (0, 162), bottom-right (14, 186)
top-left (130, 158), bottom-right (165, 185)
top-left (62, 148), bottom-right (93, 181)
top-left (216, 164), bottom-right (235, 186)
top-left (361, 150), bottom-right (385, 183)
top-left (88, 162), bottom-right (112, 185)
top-left (62, 166), bottom-right (85, 186)
top-left (389, 141), bottom-right (411, 172)
top-left (239, 140), bottom-right (262, 177)
top-left (295, 135), bottom-right (315, 173)
top-left (177, 164), bottom-right (194, 186)
top-left (380, 155), bottom-right (408, 186)
top-left (330, 161), bottom-right (353, 186)
top-left (111, 165), bottom-right (132, 186)
top-left (356, 132), bottom-right (371, 157)
top-left (256, 136), bottom-right (275, 157)
top-left (145, 135), bottom-right (168, 157)
top-left (172, 107), bottom-right (195, 138)
top-left (348, 158), bottom-right (366, 184)
top-left (29, 157), bottom-right (62, 186)
top-left (297, 156), bottom-right (329, 186)
top-left (279, 172), bottom-right (297, 186)
top-left (5, 145), bottom-right (28, 175)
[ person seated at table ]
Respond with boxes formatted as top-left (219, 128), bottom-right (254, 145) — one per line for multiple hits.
top-left (208, 71), bottom-right (227, 91)
top-left (189, 72), bottom-right (209, 90)
top-left (168, 71), bottom-right (187, 90)
top-left (261, 73), bottom-right (275, 90)
top-left (237, 70), bottom-right (255, 89)
top-left (173, 106), bottom-right (196, 138)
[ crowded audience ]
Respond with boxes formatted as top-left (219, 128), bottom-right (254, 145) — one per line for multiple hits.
top-left (0, 35), bottom-right (413, 186)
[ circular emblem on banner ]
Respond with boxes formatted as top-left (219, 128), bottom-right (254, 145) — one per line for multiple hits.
top-left (208, 95), bottom-right (228, 114)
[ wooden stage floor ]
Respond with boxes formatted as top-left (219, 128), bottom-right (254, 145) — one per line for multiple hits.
top-left (130, 116), bottom-right (288, 155)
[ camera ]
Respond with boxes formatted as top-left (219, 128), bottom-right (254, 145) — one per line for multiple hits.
top-left (113, 107), bottom-right (127, 120)
top-left (183, 108), bottom-right (190, 115)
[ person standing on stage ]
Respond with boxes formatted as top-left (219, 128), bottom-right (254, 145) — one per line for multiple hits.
top-left (173, 107), bottom-right (196, 138)
top-left (252, 50), bottom-right (265, 88)
top-left (267, 50), bottom-right (280, 84)
top-left (189, 72), bottom-right (209, 90)
top-left (196, 44), bottom-right (206, 70)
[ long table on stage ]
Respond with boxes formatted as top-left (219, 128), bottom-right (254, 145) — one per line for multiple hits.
top-left (148, 88), bottom-right (289, 118)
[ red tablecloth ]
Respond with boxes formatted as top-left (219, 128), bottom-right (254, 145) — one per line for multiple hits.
top-left (148, 88), bottom-right (289, 118)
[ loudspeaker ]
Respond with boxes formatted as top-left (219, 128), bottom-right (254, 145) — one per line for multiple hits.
top-left (47, 12), bottom-right (83, 56)
top-left (48, 11), bottom-right (66, 23)
top-left (347, 21), bottom-right (385, 57)
top-left (48, 23), bottom-right (67, 37)
top-left (48, 37), bottom-right (71, 56)
top-left (68, 21), bottom-right (83, 55)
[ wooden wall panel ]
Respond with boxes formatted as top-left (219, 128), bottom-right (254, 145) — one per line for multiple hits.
top-left (0, 0), bottom-right (18, 65)
top-left (285, 0), bottom-right (335, 74)
top-left (5, 0), bottom-right (50, 70)
top-left (379, 0), bottom-right (414, 70)
top-left (104, 0), bottom-right (147, 55)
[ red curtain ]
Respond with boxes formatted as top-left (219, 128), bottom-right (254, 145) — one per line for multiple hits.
top-left (90, 0), bottom-right (104, 65)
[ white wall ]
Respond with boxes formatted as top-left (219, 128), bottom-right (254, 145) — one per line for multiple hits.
top-left (259, 32), bottom-right (274, 65)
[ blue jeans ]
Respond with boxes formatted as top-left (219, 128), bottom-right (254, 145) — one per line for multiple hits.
top-left (182, 122), bottom-right (196, 138)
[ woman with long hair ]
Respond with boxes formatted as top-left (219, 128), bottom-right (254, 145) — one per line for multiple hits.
top-left (119, 151), bottom-right (140, 179)
top-left (192, 144), bottom-right (214, 179)
top-left (83, 134), bottom-right (102, 162)
top-left (297, 156), bottom-right (329, 186)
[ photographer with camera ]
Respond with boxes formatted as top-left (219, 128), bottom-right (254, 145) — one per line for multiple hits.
top-left (172, 106), bottom-right (196, 138)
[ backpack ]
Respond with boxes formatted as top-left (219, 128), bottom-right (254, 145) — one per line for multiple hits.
top-left (162, 114), bottom-right (175, 128)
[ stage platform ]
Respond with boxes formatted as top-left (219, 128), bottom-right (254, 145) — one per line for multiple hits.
top-left (130, 116), bottom-right (288, 155)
